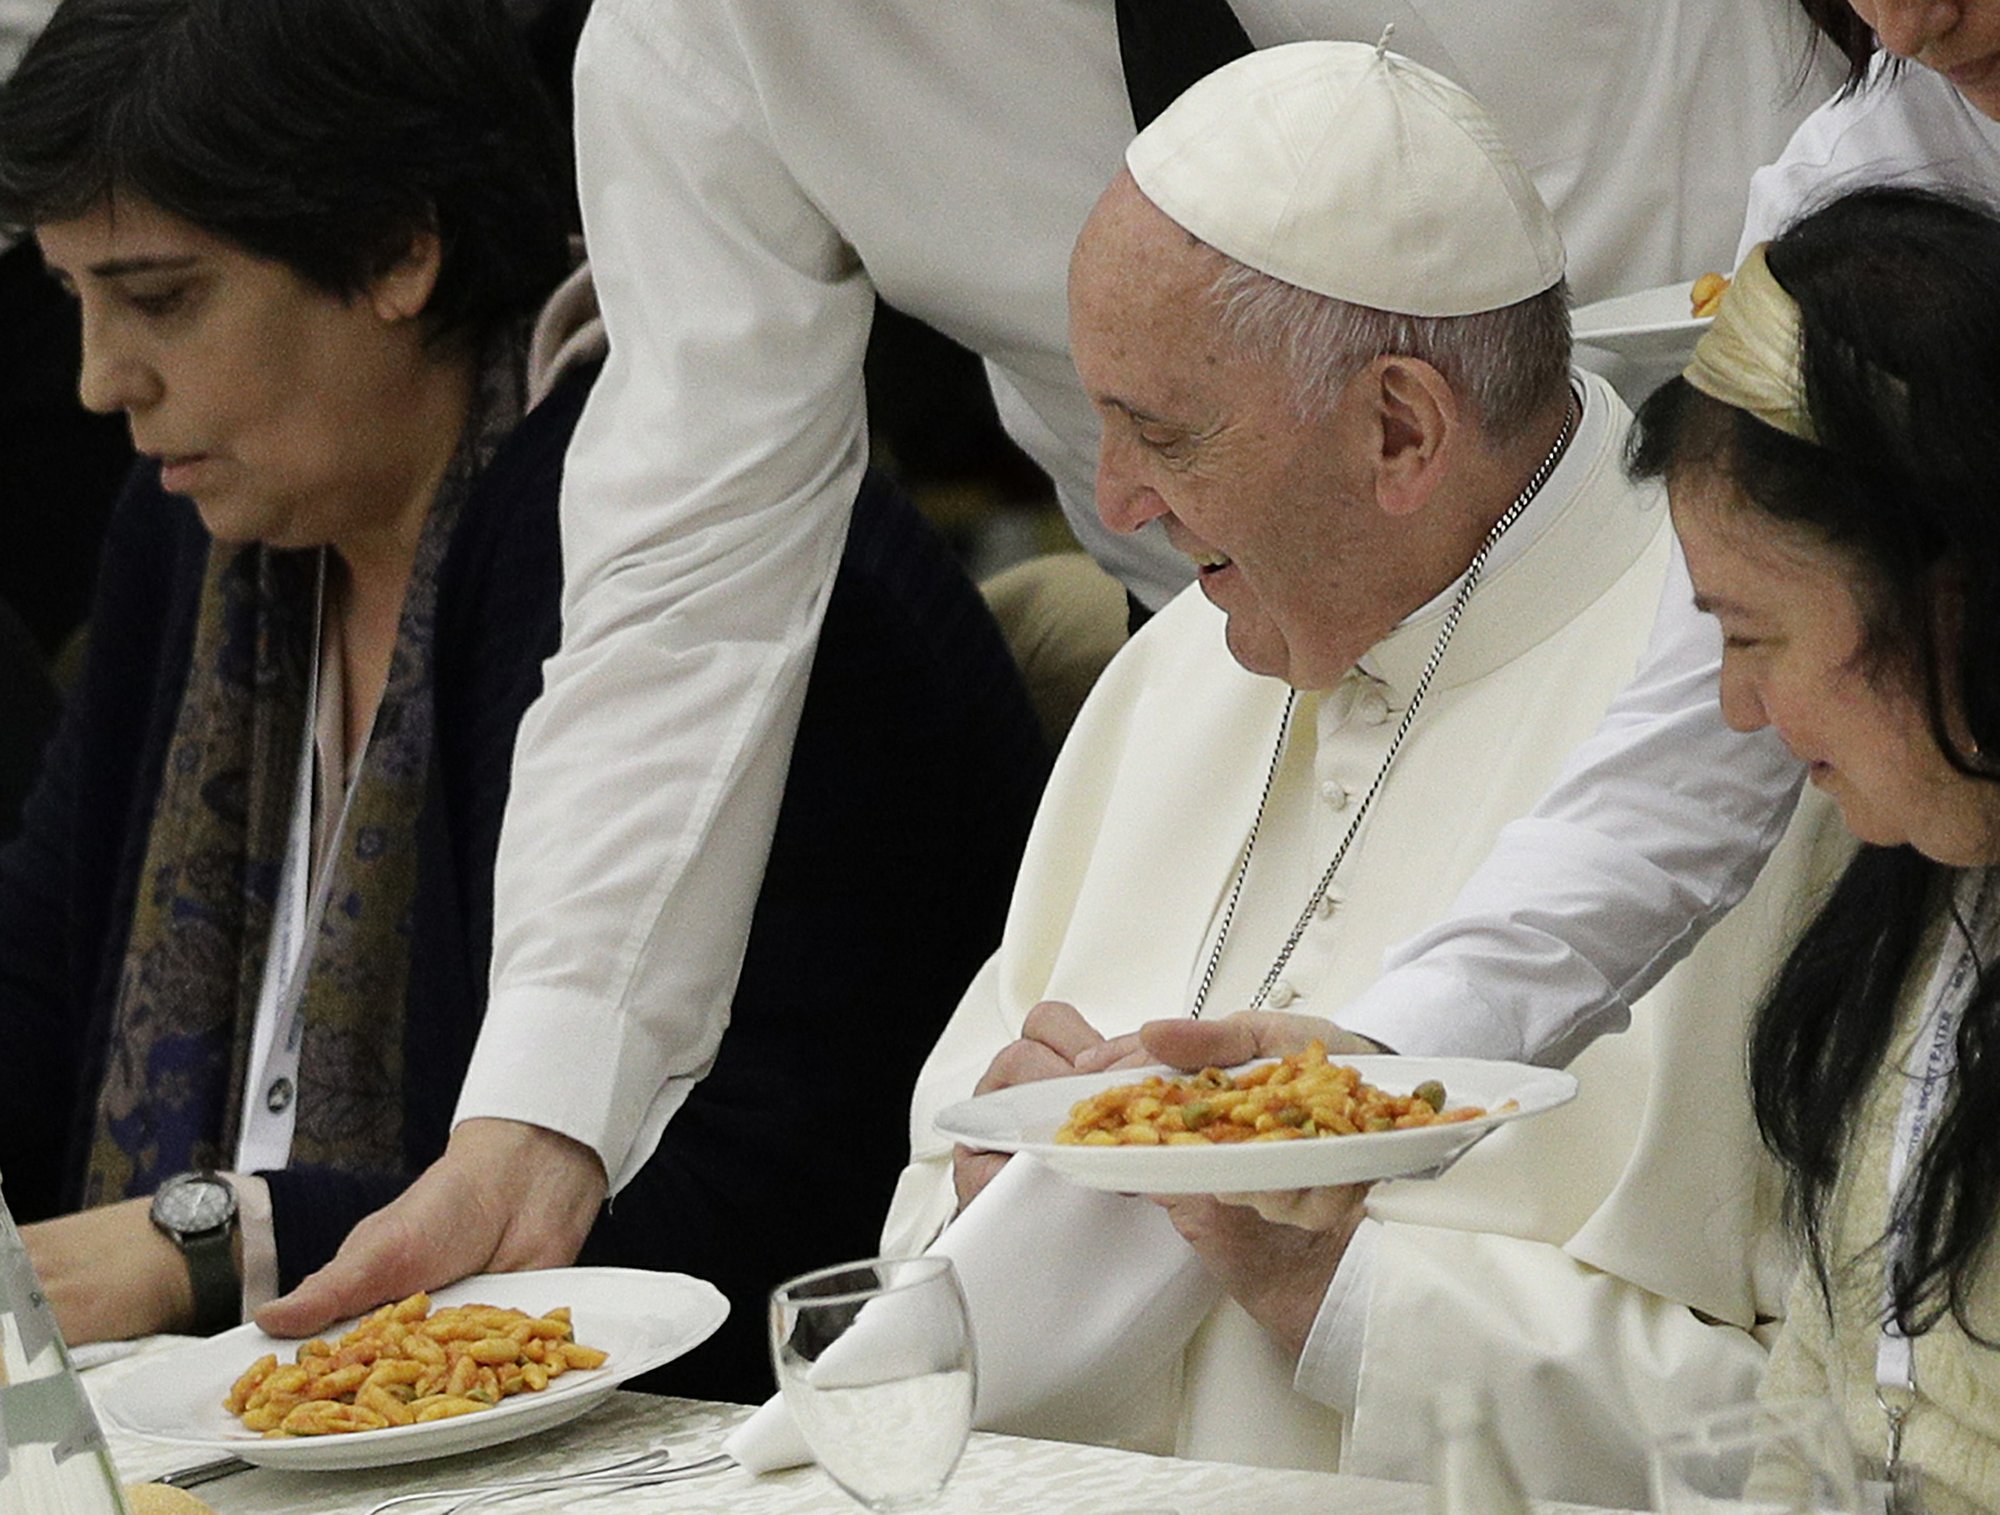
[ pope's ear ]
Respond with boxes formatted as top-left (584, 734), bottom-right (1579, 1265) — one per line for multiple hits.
top-left (1368, 356), bottom-right (1456, 518)
top-left (366, 227), bottom-right (444, 325)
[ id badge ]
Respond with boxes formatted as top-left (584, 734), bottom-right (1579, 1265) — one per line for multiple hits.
top-left (1861, 1461), bottom-right (1926, 1514)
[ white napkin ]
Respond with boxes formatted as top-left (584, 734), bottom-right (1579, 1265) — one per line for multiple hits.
top-left (725, 1155), bottom-right (1218, 1473)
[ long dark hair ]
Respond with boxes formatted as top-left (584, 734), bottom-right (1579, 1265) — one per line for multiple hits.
top-left (1632, 185), bottom-right (2000, 1339)
top-left (0, 0), bottom-right (571, 347)
top-left (1797, 0), bottom-right (1879, 94)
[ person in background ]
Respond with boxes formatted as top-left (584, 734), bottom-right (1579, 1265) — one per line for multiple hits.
top-left (0, 0), bottom-right (1044, 1402)
top-left (0, 596), bottom-right (58, 846)
top-left (0, 0), bottom-right (124, 847)
top-left (272, 0), bottom-right (1840, 1342)
top-left (1635, 184), bottom-right (2000, 1515)
top-left (1743, 0), bottom-right (2000, 247)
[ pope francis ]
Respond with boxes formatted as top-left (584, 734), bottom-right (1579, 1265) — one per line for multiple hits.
top-left (878, 41), bottom-right (1842, 1511)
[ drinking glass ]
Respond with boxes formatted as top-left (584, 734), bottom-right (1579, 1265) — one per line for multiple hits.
top-left (0, 1180), bottom-right (132, 1515)
top-left (1650, 1399), bottom-right (1864, 1514)
top-left (770, 1256), bottom-right (976, 1512)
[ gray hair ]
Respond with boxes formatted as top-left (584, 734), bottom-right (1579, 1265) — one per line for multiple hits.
top-left (1206, 255), bottom-right (1572, 443)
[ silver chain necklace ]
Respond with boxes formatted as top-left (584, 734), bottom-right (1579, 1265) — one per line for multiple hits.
top-left (1189, 391), bottom-right (1579, 1019)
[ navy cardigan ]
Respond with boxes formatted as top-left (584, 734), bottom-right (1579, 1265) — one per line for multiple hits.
top-left (0, 365), bottom-right (1048, 1402)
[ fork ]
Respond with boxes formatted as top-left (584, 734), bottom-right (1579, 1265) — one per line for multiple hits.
top-left (156, 1454), bottom-right (254, 1489)
top-left (361, 1449), bottom-right (735, 1515)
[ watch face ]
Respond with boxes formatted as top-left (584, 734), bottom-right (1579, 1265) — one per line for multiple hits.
top-left (155, 1176), bottom-right (234, 1234)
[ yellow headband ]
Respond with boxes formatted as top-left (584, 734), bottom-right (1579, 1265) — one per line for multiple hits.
top-left (1682, 243), bottom-right (1816, 444)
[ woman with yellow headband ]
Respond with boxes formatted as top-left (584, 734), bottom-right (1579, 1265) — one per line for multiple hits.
top-left (1633, 184), bottom-right (2000, 1514)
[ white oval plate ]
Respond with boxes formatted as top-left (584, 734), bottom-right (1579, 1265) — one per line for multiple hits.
top-left (96, 1267), bottom-right (728, 1470)
top-left (934, 1055), bottom-right (1577, 1193)
top-left (1572, 282), bottom-right (1713, 364)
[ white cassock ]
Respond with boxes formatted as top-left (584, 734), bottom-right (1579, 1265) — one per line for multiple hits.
top-left (882, 371), bottom-right (1847, 1511)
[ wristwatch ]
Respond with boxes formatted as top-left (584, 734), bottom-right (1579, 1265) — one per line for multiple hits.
top-left (148, 1170), bottom-right (241, 1336)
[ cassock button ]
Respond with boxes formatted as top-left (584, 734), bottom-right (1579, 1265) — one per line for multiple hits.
top-left (1358, 689), bottom-right (1391, 726)
top-left (1319, 780), bottom-right (1350, 810)
top-left (1268, 980), bottom-right (1298, 1008)
top-left (266, 1077), bottom-right (295, 1114)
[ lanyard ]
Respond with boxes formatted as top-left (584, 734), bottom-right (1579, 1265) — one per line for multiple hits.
top-left (1871, 872), bottom-right (1994, 1510)
top-left (235, 556), bottom-right (367, 1171)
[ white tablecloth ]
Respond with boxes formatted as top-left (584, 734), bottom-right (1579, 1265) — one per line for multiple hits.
top-left (89, 1349), bottom-right (1636, 1514)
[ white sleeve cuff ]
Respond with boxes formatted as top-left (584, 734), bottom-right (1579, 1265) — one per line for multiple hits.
top-left (1338, 962), bottom-right (1527, 1063)
top-left (453, 987), bottom-right (704, 1194)
top-left (1293, 1216), bottom-right (1382, 1414)
top-left (221, 1173), bottom-right (277, 1322)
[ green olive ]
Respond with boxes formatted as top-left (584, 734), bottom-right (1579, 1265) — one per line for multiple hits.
top-left (1411, 1079), bottom-right (1447, 1112)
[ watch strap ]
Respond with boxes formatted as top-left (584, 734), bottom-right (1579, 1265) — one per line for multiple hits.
top-left (180, 1223), bottom-right (240, 1337)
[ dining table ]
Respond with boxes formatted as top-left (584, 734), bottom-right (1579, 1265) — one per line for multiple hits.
top-left (84, 1340), bottom-right (1643, 1515)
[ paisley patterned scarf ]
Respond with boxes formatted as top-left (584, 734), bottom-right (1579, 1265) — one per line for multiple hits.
top-left (83, 337), bottom-right (524, 1202)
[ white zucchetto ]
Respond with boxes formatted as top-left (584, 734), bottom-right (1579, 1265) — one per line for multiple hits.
top-left (1125, 40), bottom-right (1565, 318)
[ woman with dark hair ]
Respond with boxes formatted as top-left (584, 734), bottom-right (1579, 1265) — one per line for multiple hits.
top-left (1632, 184), bottom-right (2000, 1513)
top-left (0, 0), bottom-right (1047, 1401)
top-left (1743, 0), bottom-right (2000, 250)
top-left (0, 0), bottom-right (578, 1343)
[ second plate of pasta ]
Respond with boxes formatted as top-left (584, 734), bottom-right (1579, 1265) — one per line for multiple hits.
top-left (97, 1266), bottom-right (728, 1470)
top-left (934, 1054), bottom-right (1576, 1193)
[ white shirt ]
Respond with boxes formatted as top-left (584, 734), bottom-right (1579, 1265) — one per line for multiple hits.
top-left (0, 0), bottom-right (49, 75)
top-left (1739, 51), bottom-right (2000, 253)
top-left (468, 0), bottom-right (1831, 1188)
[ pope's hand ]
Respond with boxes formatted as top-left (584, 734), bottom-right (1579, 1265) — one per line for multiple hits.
top-left (1142, 1011), bottom-right (1376, 1358)
top-left (1138, 1009), bottom-right (1386, 1077)
top-left (952, 1000), bottom-right (1154, 1213)
top-left (1150, 1189), bottom-right (1364, 1361)
top-left (23, 1198), bottom-right (195, 1345)
top-left (254, 1118), bottom-right (606, 1338)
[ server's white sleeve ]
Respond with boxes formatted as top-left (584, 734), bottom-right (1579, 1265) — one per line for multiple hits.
top-left (1338, 545), bottom-right (1804, 1065)
top-left (456, 0), bottom-right (874, 1190)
